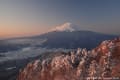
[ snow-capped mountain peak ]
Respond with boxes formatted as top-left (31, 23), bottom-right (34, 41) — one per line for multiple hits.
top-left (50, 22), bottom-right (80, 32)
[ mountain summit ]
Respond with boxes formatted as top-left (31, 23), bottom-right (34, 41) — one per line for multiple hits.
top-left (50, 22), bottom-right (80, 32)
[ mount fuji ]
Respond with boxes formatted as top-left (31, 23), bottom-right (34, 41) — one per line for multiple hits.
top-left (31, 22), bottom-right (117, 49)
top-left (0, 22), bottom-right (117, 53)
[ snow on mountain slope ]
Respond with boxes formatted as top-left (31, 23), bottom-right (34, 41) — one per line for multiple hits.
top-left (50, 22), bottom-right (80, 32)
top-left (17, 38), bottom-right (120, 80)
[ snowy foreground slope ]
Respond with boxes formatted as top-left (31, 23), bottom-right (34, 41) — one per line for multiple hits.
top-left (17, 38), bottom-right (120, 80)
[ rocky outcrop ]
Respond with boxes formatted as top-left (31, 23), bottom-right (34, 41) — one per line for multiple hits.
top-left (17, 38), bottom-right (120, 80)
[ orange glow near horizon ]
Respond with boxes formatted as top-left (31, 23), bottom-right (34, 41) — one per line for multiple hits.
top-left (0, 23), bottom-right (49, 39)
top-left (0, 31), bottom-right (41, 38)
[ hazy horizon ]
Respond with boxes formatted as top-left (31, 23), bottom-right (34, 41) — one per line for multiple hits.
top-left (0, 0), bottom-right (120, 38)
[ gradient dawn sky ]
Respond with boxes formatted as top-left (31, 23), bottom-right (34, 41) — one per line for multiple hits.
top-left (0, 0), bottom-right (120, 38)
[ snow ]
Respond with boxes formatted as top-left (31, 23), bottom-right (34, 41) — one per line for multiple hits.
top-left (50, 22), bottom-right (80, 32)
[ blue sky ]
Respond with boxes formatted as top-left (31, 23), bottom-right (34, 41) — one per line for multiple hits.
top-left (0, 0), bottom-right (120, 38)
